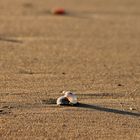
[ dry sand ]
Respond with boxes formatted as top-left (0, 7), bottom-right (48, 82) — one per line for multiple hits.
top-left (0, 0), bottom-right (140, 139)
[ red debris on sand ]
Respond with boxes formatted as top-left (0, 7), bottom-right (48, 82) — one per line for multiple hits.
top-left (52, 8), bottom-right (66, 15)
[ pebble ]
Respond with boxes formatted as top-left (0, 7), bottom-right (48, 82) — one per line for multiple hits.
top-left (52, 8), bottom-right (66, 15)
top-left (129, 107), bottom-right (134, 111)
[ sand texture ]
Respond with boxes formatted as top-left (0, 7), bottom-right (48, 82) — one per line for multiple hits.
top-left (0, 0), bottom-right (140, 139)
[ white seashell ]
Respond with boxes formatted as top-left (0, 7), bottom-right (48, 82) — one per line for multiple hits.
top-left (56, 96), bottom-right (69, 105)
top-left (129, 107), bottom-right (134, 111)
top-left (63, 91), bottom-right (78, 104)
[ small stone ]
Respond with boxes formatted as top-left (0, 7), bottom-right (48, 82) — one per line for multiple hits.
top-left (62, 124), bottom-right (66, 127)
top-left (129, 107), bottom-right (134, 110)
top-left (52, 8), bottom-right (66, 15)
top-left (118, 84), bottom-right (122, 86)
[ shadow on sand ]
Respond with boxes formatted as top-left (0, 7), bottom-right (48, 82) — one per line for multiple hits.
top-left (76, 103), bottom-right (140, 117)
top-left (0, 37), bottom-right (23, 43)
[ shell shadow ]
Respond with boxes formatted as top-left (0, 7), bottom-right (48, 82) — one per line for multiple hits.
top-left (76, 103), bottom-right (140, 117)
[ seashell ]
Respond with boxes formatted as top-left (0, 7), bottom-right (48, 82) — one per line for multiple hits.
top-left (56, 96), bottom-right (70, 105)
top-left (63, 91), bottom-right (78, 104)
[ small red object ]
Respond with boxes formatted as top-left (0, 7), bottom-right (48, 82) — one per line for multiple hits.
top-left (52, 8), bottom-right (66, 15)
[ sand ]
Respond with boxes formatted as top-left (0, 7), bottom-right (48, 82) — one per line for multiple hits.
top-left (0, 0), bottom-right (140, 139)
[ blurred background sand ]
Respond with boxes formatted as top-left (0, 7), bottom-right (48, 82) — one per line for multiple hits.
top-left (0, 0), bottom-right (140, 139)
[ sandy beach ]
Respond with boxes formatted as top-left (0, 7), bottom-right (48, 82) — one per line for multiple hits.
top-left (0, 0), bottom-right (140, 139)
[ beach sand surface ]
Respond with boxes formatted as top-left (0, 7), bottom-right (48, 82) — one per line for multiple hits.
top-left (0, 0), bottom-right (140, 139)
